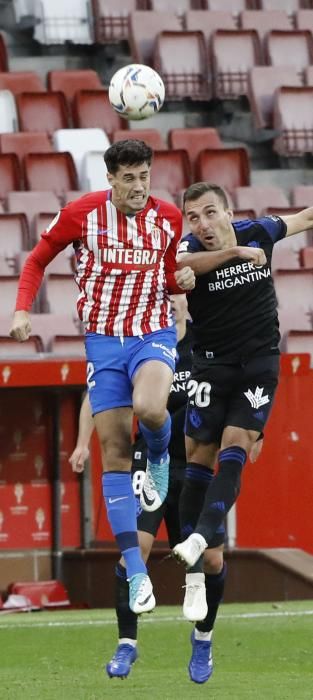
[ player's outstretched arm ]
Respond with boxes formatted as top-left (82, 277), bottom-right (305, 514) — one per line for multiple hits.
top-left (177, 245), bottom-right (266, 276)
top-left (69, 394), bottom-right (95, 473)
top-left (174, 266), bottom-right (195, 290)
top-left (281, 206), bottom-right (313, 237)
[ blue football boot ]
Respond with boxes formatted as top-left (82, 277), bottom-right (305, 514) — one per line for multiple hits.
top-left (188, 630), bottom-right (213, 684)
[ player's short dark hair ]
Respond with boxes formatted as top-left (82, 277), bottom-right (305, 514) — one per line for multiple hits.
top-left (183, 182), bottom-right (229, 210)
top-left (104, 139), bottom-right (153, 174)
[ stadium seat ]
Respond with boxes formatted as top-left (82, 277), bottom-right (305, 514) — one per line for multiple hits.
top-left (63, 190), bottom-right (87, 204)
top-left (148, 0), bottom-right (198, 15)
top-left (0, 154), bottom-right (22, 201)
top-left (47, 70), bottom-right (102, 104)
top-left (0, 90), bottom-right (18, 133)
top-left (299, 247), bottom-right (313, 268)
top-left (154, 31), bottom-right (211, 100)
top-left (264, 207), bottom-right (313, 255)
top-left (266, 30), bottom-right (313, 78)
top-left (258, 0), bottom-right (300, 15)
top-left (33, 214), bottom-right (69, 247)
top-left (240, 10), bottom-right (292, 45)
top-left (33, 0), bottom-right (94, 44)
top-left (283, 331), bottom-right (313, 360)
top-left (24, 153), bottom-right (78, 197)
top-left (26, 313), bottom-right (82, 351)
top-left (7, 191), bottom-right (60, 239)
top-left (113, 129), bottom-right (166, 150)
top-left (271, 234), bottom-right (309, 272)
top-left (92, 0), bottom-right (138, 43)
top-left (53, 128), bottom-right (110, 180)
top-left (185, 11), bottom-right (236, 43)
top-left (291, 185), bottom-right (313, 208)
top-left (0, 71), bottom-right (44, 94)
top-left (168, 128), bottom-right (222, 177)
top-left (233, 209), bottom-right (257, 221)
top-left (80, 152), bottom-right (111, 191)
top-left (203, 0), bottom-right (245, 15)
top-left (150, 150), bottom-right (191, 198)
top-left (278, 306), bottom-right (312, 340)
top-left (274, 269), bottom-right (313, 310)
top-left (0, 132), bottom-right (52, 164)
top-left (0, 335), bottom-right (44, 357)
top-left (7, 580), bottom-right (70, 607)
top-left (234, 186), bottom-right (289, 217)
top-left (72, 89), bottom-right (125, 136)
top-left (0, 275), bottom-right (22, 314)
top-left (16, 91), bottom-right (70, 134)
top-left (129, 11), bottom-right (181, 65)
top-left (48, 335), bottom-right (85, 355)
top-left (212, 29), bottom-right (262, 100)
top-left (273, 86), bottom-right (313, 156)
top-left (247, 66), bottom-right (301, 130)
top-left (0, 213), bottom-right (30, 255)
top-left (295, 10), bottom-right (313, 34)
top-left (42, 274), bottom-right (80, 316)
top-left (195, 148), bottom-right (250, 196)
top-left (0, 31), bottom-right (9, 71)
top-left (150, 189), bottom-right (176, 204)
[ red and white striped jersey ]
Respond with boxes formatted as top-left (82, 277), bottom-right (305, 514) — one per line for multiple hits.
top-left (16, 190), bottom-right (183, 336)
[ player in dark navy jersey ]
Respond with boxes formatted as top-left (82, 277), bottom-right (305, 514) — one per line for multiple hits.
top-left (172, 182), bottom-right (313, 674)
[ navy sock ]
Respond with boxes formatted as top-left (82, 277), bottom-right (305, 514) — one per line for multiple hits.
top-left (102, 472), bottom-right (146, 579)
top-left (139, 413), bottom-right (171, 463)
top-left (196, 446), bottom-right (247, 543)
top-left (179, 463), bottom-right (215, 573)
top-left (115, 563), bottom-right (138, 640)
top-left (196, 562), bottom-right (227, 633)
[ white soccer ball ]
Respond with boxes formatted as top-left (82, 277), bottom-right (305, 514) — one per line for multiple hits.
top-left (109, 64), bottom-right (165, 121)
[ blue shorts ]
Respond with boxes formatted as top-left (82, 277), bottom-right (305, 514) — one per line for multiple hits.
top-left (85, 327), bottom-right (177, 414)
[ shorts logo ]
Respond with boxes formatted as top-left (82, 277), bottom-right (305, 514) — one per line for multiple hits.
top-left (189, 409), bottom-right (202, 428)
top-left (244, 386), bottom-right (269, 409)
top-left (151, 342), bottom-right (176, 361)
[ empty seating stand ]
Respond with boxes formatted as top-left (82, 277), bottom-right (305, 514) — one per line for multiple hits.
top-left (203, 0), bottom-right (245, 14)
top-left (16, 92), bottom-right (70, 134)
top-left (258, 0), bottom-right (300, 15)
top-left (0, 71), bottom-right (44, 94)
top-left (168, 127), bottom-right (222, 177)
top-left (266, 30), bottom-right (313, 79)
top-left (273, 86), bottom-right (313, 157)
top-left (24, 153), bottom-right (78, 197)
top-left (196, 148), bottom-right (250, 196)
top-left (248, 66), bottom-right (302, 130)
top-left (33, 0), bottom-right (94, 44)
top-left (240, 10), bottom-right (292, 45)
top-left (47, 70), bottom-right (102, 105)
top-left (0, 132), bottom-right (52, 164)
top-left (129, 11), bottom-right (181, 65)
top-left (0, 154), bottom-right (22, 201)
top-left (150, 150), bottom-right (191, 199)
top-left (292, 185), bottom-right (313, 208)
top-left (212, 29), bottom-right (262, 100)
top-left (154, 31), bottom-right (211, 101)
top-left (72, 89), bottom-right (126, 136)
top-left (113, 129), bottom-right (167, 150)
top-left (0, 91), bottom-right (18, 134)
top-left (53, 128), bottom-right (110, 180)
top-left (7, 190), bottom-right (60, 241)
top-left (235, 186), bottom-right (289, 217)
top-left (185, 10), bottom-right (236, 43)
top-left (92, 0), bottom-right (138, 43)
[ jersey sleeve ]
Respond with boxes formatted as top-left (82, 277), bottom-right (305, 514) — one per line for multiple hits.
top-left (163, 206), bottom-right (185, 294)
top-left (15, 204), bottom-right (82, 311)
top-left (177, 233), bottom-right (204, 256)
top-left (256, 215), bottom-right (287, 243)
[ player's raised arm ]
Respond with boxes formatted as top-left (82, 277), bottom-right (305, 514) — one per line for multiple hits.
top-left (177, 243), bottom-right (266, 276)
top-left (69, 394), bottom-right (95, 473)
top-left (281, 205), bottom-right (313, 237)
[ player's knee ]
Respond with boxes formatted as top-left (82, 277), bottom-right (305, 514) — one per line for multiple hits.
top-left (203, 548), bottom-right (224, 575)
top-left (134, 400), bottom-right (165, 428)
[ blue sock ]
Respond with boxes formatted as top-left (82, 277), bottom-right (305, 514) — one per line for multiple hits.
top-left (102, 472), bottom-right (146, 579)
top-left (138, 413), bottom-right (171, 464)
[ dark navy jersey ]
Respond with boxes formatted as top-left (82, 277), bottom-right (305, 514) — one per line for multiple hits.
top-left (132, 324), bottom-right (193, 469)
top-left (178, 216), bottom-right (287, 359)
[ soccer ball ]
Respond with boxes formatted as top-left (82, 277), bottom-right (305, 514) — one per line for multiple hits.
top-left (109, 64), bottom-right (165, 121)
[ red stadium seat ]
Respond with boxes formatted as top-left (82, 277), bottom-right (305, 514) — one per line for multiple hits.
top-left (291, 185), bottom-right (313, 208)
top-left (248, 66), bottom-right (302, 129)
top-left (42, 274), bottom-right (80, 316)
top-left (234, 186), bottom-right (289, 217)
top-left (148, 0), bottom-right (198, 14)
top-left (72, 89), bottom-right (126, 136)
top-left (16, 92), bottom-right (70, 134)
top-left (129, 11), bottom-right (181, 65)
top-left (273, 86), bottom-right (313, 156)
top-left (0, 71), bottom-right (44, 94)
top-left (233, 209), bottom-right (257, 221)
top-left (264, 207), bottom-right (313, 256)
top-left (49, 335), bottom-right (85, 355)
top-left (283, 331), bottom-right (313, 359)
top-left (168, 128), bottom-right (222, 177)
top-left (154, 31), bottom-right (211, 100)
top-left (203, 0), bottom-right (245, 14)
top-left (47, 70), bottom-right (102, 104)
top-left (240, 10), bottom-right (292, 45)
top-left (278, 306), bottom-right (312, 339)
top-left (113, 129), bottom-right (166, 150)
top-left (266, 30), bottom-right (313, 78)
top-left (63, 190), bottom-right (87, 204)
top-left (274, 269), bottom-right (313, 310)
top-left (212, 29), bottom-right (262, 100)
top-left (258, 0), bottom-right (300, 15)
top-left (0, 132), bottom-right (52, 164)
top-left (0, 154), bottom-right (22, 201)
top-left (185, 11), bottom-right (236, 43)
top-left (0, 32), bottom-right (9, 71)
top-left (92, 0), bottom-right (138, 43)
top-left (0, 213), bottom-right (30, 254)
top-left (195, 148), bottom-right (250, 196)
top-left (6, 191), bottom-right (60, 239)
top-left (299, 247), bottom-right (313, 268)
top-left (295, 10), bottom-right (313, 33)
top-left (24, 153), bottom-right (78, 197)
top-left (8, 580), bottom-right (70, 607)
top-left (0, 275), bottom-right (21, 314)
top-left (150, 189), bottom-right (176, 204)
top-left (27, 313), bottom-right (82, 351)
top-left (0, 335), bottom-right (44, 357)
top-left (150, 150), bottom-right (191, 198)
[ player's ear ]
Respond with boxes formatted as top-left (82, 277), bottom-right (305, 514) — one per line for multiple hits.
top-left (106, 172), bottom-right (114, 185)
top-left (226, 208), bottom-right (233, 222)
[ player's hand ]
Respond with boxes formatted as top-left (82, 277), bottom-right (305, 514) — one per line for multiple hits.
top-left (9, 310), bottom-right (32, 342)
top-left (235, 246), bottom-right (267, 266)
top-left (249, 438), bottom-right (264, 463)
top-left (174, 266), bottom-right (195, 290)
top-left (69, 445), bottom-right (90, 473)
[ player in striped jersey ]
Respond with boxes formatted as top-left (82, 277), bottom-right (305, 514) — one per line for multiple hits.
top-left (10, 139), bottom-right (195, 615)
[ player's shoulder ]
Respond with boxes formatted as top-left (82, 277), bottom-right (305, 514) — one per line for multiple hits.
top-left (177, 232), bottom-right (204, 254)
top-left (65, 190), bottom-right (110, 215)
top-left (234, 214), bottom-right (286, 242)
top-left (149, 195), bottom-right (182, 220)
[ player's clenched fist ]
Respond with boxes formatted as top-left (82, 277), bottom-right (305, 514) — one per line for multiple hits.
top-left (9, 310), bottom-right (32, 342)
top-left (174, 265), bottom-right (195, 290)
top-left (236, 246), bottom-right (267, 266)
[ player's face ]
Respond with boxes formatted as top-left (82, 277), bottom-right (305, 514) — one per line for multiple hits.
top-left (184, 191), bottom-right (234, 250)
top-left (108, 162), bottom-right (151, 214)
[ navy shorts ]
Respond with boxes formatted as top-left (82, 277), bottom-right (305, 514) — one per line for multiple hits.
top-left (185, 353), bottom-right (280, 445)
top-left (85, 326), bottom-right (177, 414)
